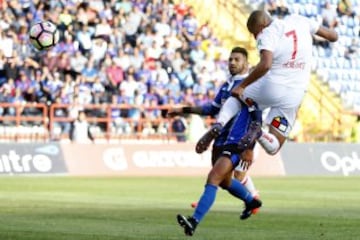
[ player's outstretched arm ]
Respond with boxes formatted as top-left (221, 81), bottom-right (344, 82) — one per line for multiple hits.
top-left (316, 26), bottom-right (338, 42)
top-left (167, 106), bottom-right (203, 117)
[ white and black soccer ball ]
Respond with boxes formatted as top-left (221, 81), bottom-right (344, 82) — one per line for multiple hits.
top-left (29, 21), bottom-right (60, 51)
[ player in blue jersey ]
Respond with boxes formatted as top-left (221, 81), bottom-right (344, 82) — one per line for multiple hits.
top-left (168, 46), bottom-right (259, 199)
top-left (168, 47), bottom-right (262, 236)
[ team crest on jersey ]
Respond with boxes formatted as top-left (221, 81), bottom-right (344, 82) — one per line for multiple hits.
top-left (271, 116), bottom-right (288, 132)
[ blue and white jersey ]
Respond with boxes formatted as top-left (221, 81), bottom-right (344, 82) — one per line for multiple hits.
top-left (211, 73), bottom-right (251, 147)
top-left (197, 73), bottom-right (251, 148)
top-left (200, 73), bottom-right (248, 116)
top-left (214, 106), bottom-right (250, 147)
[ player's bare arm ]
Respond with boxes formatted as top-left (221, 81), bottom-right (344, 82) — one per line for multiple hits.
top-left (167, 106), bottom-right (203, 117)
top-left (232, 50), bottom-right (273, 98)
top-left (316, 26), bottom-right (338, 42)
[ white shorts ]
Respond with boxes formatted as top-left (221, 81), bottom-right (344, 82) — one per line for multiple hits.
top-left (243, 78), bottom-right (306, 137)
top-left (234, 143), bottom-right (260, 172)
top-left (234, 159), bottom-right (249, 172)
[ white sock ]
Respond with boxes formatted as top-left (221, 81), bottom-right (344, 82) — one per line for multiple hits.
top-left (258, 132), bottom-right (280, 155)
top-left (217, 96), bottom-right (242, 126)
top-left (241, 176), bottom-right (258, 197)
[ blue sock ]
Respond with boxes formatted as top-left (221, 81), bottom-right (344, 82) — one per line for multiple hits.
top-left (227, 179), bottom-right (253, 203)
top-left (193, 184), bottom-right (218, 222)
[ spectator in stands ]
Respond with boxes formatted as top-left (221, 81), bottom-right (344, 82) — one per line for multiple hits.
top-left (176, 39), bottom-right (191, 62)
top-left (147, 39), bottom-right (164, 60)
top-left (194, 91), bottom-right (210, 106)
top-left (265, 0), bottom-right (278, 16)
top-left (141, 120), bottom-right (156, 136)
top-left (0, 50), bottom-right (6, 84)
top-left (321, 1), bottom-right (338, 29)
top-left (182, 6), bottom-right (198, 37)
top-left (152, 61), bottom-right (170, 87)
top-left (156, 119), bottom-right (168, 135)
top-left (166, 75), bottom-right (181, 97)
top-left (58, 6), bottom-right (73, 32)
top-left (70, 50), bottom-right (88, 78)
top-left (76, 23), bottom-right (92, 56)
top-left (192, 76), bottom-right (208, 96)
top-left (28, 70), bottom-right (46, 103)
top-left (70, 110), bottom-right (93, 143)
top-left (120, 73), bottom-right (139, 101)
top-left (95, 17), bottom-right (112, 41)
top-left (155, 12), bottom-right (171, 37)
top-left (91, 38), bottom-right (108, 64)
top-left (182, 87), bottom-right (195, 105)
top-left (176, 62), bottom-right (194, 89)
top-left (56, 52), bottom-right (71, 77)
top-left (81, 60), bottom-right (98, 83)
top-left (171, 115), bottom-right (187, 142)
top-left (189, 40), bottom-right (205, 65)
top-left (128, 46), bottom-right (144, 70)
top-left (75, 75), bottom-right (92, 105)
top-left (158, 51), bottom-right (173, 75)
top-left (142, 98), bottom-right (162, 123)
top-left (265, 0), bottom-right (289, 18)
top-left (114, 48), bottom-right (131, 71)
top-left (0, 29), bottom-right (16, 58)
top-left (3, 55), bottom-right (18, 81)
top-left (8, 88), bottom-right (26, 117)
top-left (106, 59), bottom-right (124, 94)
top-left (171, 50), bottom-right (185, 73)
top-left (111, 94), bottom-right (132, 135)
top-left (344, 38), bottom-right (359, 60)
top-left (53, 96), bottom-right (71, 138)
top-left (337, 0), bottom-right (355, 17)
top-left (195, 66), bottom-right (212, 88)
top-left (15, 70), bottom-right (31, 95)
top-left (91, 76), bottom-right (106, 104)
top-left (54, 34), bottom-right (77, 55)
top-left (174, 0), bottom-right (189, 17)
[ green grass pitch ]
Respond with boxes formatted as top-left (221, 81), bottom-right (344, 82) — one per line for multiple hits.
top-left (0, 176), bottom-right (359, 240)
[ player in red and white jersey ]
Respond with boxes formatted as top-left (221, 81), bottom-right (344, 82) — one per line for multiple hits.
top-left (196, 10), bottom-right (338, 156)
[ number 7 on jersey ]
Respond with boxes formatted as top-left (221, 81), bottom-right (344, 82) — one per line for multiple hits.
top-left (285, 30), bottom-right (297, 60)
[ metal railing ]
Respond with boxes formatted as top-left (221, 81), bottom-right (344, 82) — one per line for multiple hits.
top-left (0, 103), bottom-right (48, 142)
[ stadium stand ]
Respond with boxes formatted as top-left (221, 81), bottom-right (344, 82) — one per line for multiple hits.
top-left (0, 0), bottom-right (358, 142)
top-left (0, 0), bottom-right (226, 142)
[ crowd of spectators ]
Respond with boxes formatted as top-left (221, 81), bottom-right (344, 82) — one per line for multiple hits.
top-left (0, 0), bottom-right (230, 140)
top-left (2, 0), bottom-right (358, 142)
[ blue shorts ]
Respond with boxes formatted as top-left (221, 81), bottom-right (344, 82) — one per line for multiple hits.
top-left (212, 104), bottom-right (252, 167)
top-left (214, 104), bottom-right (250, 146)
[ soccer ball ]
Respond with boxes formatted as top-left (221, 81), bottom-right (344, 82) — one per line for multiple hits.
top-left (29, 21), bottom-right (60, 51)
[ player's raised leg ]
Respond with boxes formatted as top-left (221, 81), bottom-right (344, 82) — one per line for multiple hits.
top-left (195, 97), bottom-right (242, 154)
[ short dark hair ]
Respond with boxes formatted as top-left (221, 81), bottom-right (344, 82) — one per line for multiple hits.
top-left (231, 47), bottom-right (248, 59)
